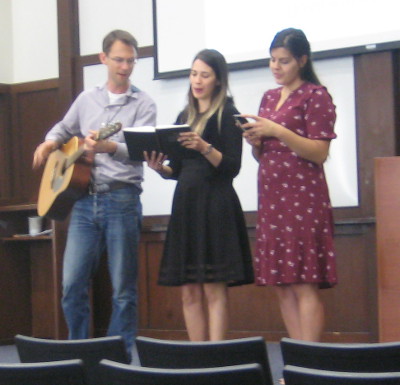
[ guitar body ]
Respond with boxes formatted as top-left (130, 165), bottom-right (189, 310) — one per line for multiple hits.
top-left (37, 122), bottom-right (121, 221)
top-left (37, 137), bottom-right (92, 221)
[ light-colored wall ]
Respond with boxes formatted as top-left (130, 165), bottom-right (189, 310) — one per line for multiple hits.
top-left (79, 0), bottom-right (153, 55)
top-left (0, 1), bottom-right (13, 83)
top-left (0, 0), bottom-right (151, 84)
top-left (0, 0), bottom-right (58, 83)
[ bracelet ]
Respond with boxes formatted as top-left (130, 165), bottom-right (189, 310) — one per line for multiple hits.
top-left (201, 144), bottom-right (213, 155)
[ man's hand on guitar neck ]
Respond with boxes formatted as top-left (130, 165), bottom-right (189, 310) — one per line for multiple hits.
top-left (32, 140), bottom-right (59, 169)
top-left (84, 130), bottom-right (117, 155)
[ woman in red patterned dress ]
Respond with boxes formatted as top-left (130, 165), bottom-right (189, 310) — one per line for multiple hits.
top-left (241, 28), bottom-right (337, 342)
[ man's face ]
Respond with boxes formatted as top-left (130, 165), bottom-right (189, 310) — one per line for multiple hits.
top-left (100, 40), bottom-right (137, 92)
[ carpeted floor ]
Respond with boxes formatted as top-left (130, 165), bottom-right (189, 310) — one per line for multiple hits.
top-left (266, 342), bottom-right (284, 382)
top-left (0, 342), bottom-right (284, 384)
top-left (0, 345), bottom-right (20, 363)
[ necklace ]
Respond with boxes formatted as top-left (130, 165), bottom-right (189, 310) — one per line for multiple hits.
top-left (102, 93), bottom-right (128, 127)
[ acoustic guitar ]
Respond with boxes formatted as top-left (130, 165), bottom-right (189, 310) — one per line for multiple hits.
top-left (37, 122), bottom-right (122, 221)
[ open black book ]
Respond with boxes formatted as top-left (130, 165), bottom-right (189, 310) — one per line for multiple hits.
top-left (123, 124), bottom-right (192, 161)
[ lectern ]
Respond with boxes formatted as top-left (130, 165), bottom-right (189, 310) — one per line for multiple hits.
top-left (375, 156), bottom-right (400, 341)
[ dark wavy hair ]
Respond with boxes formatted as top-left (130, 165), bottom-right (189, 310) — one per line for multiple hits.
top-left (270, 28), bottom-right (321, 85)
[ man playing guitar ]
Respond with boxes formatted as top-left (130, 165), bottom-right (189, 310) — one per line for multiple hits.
top-left (33, 29), bottom-right (156, 360)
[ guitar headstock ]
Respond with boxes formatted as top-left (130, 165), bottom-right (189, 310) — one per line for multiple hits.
top-left (97, 122), bottom-right (122, 141)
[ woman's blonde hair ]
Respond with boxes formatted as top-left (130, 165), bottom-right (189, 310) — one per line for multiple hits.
top-left (185, 49), bottom-right (230, 135)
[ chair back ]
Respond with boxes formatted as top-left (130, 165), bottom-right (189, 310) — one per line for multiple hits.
top-left (281, 337), bottom-right (400, 372)
top-left (99, 359), bottom-right (266, 385)
top-left (0, 359), bottom-right (86, 385)
top-left (15, 334), bottom-right (129, 385)
top-left (136, 335), bottom-right (273, 384)
top-left (284, 365), bottom-right (400, 385)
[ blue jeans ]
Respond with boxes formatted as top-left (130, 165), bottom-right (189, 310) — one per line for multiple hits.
top-left (61, 185), bottom-right (142, 356)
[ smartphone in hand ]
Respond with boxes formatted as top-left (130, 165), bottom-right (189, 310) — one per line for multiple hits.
top-left (233, 114), bottom-right (250, 131)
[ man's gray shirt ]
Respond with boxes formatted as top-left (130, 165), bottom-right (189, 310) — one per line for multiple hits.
top-left (45, 83), bottom-right (157, 190)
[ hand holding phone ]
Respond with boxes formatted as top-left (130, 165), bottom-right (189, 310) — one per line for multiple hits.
top-left (233, 114), bottom-right (249, 131)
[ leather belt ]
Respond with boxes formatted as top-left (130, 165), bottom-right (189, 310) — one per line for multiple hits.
top-left (88, 181), bottom-right (131, 194)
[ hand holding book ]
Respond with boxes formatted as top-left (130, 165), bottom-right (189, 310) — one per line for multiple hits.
top-left (123, 124), bottom-right (192, 161)
top-left (178, 131), bottom-right (214, 156)
top-left (178, 131), bottom-right (201, 150)
top-left (143, 150), bottom-right (167, 171)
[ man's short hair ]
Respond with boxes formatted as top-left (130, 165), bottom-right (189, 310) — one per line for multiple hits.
top-left (102, 30), bottom-right (138, 56)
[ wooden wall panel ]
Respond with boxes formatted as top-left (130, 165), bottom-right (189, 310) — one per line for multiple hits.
top-left (0, 80), bottom-right (62, 205)
top-left (0, 85), bottom-right (12, 202)
top-left (0, 205), bottom-right (69, 343)
top-left (334, 51), bottom-right (398, 221)
top-left (0, 241), bottom-right (32, 343)
top-left (375, 157), bottom-right (400, 341)
top-left (10, 80), bottom-right (61, 204)
top-left (323, 222), bottom-right (377, 338)
top-left (355, 52), bottom-right (397, 215)
top-left (30, 240), bottom-right (57, 338)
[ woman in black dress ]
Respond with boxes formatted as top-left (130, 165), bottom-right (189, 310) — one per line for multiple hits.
top-left (145, 49), bottom-right (253, 341)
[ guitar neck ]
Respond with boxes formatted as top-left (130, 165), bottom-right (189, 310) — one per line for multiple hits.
top-left (62, 122), bottom-right (122, 170)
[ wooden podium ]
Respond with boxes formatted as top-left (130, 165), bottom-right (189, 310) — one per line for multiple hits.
top-left (375, 157), bottom-right (400, 341)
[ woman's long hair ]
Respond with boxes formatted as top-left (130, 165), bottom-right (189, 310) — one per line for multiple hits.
top-left (185, 49), bottom-right (230, 135)
top-left (270, 28), bottom-right (321, 85)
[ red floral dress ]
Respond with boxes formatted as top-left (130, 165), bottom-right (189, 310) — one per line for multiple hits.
top-left (254, 82), bottom-right (337, 288)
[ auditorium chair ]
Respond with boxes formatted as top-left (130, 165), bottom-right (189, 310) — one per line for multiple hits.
top-left (136, 335), bottom-right (273, 385)
top-left (281, 337), bottom-right (400, 372)
top-left (15, 334), bottom-right (129, 385)
top-left (99, 359), bottom-right (266, 385)
top-left (283, 364), bottom-right (400, 385)
top-left (0, 359), bottom-right (86, 385)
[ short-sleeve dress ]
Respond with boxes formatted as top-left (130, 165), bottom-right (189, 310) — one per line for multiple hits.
top-left (254, 82), bottom-right (337, 289)
top-left (158, 99), bottom-right (254, 287)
